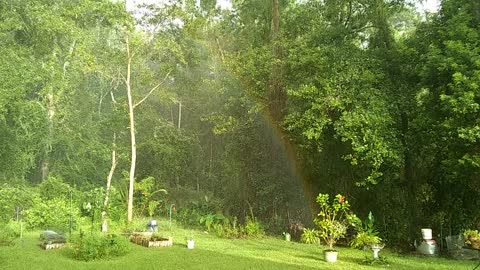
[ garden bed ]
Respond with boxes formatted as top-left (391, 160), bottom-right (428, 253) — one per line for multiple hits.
top-left (41, 242), bottom-right (66, 250)
top-left (40, 230), bottom-right (66, 250)
top-left (129, 233), bottom-right (173, 248)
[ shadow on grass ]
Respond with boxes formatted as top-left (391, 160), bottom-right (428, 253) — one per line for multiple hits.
top-left (296, 253), bottom-right (322, 261)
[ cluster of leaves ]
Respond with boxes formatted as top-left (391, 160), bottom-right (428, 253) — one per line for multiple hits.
top-left (0, 184), bottom-right (36, 223)
top-left (199, 213), bottom-right (228, 232)
top-left (23, 197), bottom-right (79, 230)
top-left (212, 215), bottom-right (265, 239)
top-left (133, 176), bottom-right (167, 218)
top-left (300, 228), bottom-right (320, 244)
top-left (0, 221), bottom-right (20, 246)
top-left (350, 212), bottom-right (382, 249)
top-left (464, 229), bottom-right (480, 245)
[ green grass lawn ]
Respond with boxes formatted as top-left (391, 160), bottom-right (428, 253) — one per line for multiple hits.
top-left (0, 225), bottom-right (478, 270)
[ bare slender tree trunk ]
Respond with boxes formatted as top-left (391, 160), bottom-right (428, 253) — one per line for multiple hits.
top-left (177, 101), bottom-right (182, 129)
top-left (102, 133), bottom-right (117, 232)
top-left (124, 33), bottom-right (170, 223)
top-left (126, 35), bottom-right (136, 223)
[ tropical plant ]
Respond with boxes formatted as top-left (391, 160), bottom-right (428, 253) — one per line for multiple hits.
top-left (199, 213), bottom-right (228, 232)
top-left (314, 194), bottom-right (359, 250)
top-left (350, 211), bottom-right (382, 249)
top-left (134, 176), bottom-right (167, 218)
top-left (300, 228), bottom-right (320, 244)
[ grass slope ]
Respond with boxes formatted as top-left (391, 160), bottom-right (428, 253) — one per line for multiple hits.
top-left (0, 226), bottom-right (477, 270)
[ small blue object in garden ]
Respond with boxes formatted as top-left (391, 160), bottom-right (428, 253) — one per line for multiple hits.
top-left (147, 220), bottom-right (158, 232)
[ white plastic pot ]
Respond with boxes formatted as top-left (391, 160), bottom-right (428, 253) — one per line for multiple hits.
top-left (187, 240), bottom-right (195, 249)
top-left (421, 228), bottom-right (432, 240)
top-left (324, 250), bottom-right (338, 263)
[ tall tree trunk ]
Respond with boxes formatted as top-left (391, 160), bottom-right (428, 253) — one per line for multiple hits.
top-left (126, 35), bottom-right (136, 223)
top-left (41, 40), bottom-right (76, 182)
top-left (42, 91), bottom-right (54, 182)
top-left (124, 34), bottom-right (167, 223)
top-left (268, 0), bottom-right (285, 122)
top-left (102, 133), bottom-right (117, 232)
top-left (268, 1), bottom-right (317, 215)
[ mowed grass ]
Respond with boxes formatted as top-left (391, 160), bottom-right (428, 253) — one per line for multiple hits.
top-left (0, 225), bottom-right (477, 270)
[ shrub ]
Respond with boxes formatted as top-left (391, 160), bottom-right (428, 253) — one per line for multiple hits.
top-left (23, 197), bottom-right (79, 230)
top-left (301, 228), bottom-right (320, 244)
top-left (244, 216), bottom-right (265, 238)
top-left (213, 223), bottom-right (226, 238)
top-left (0, 184), bottom-right (36, 223)
top-left (209, 216), bottom-right (264, 239)
top-left (199, 213), bottom-right (228, 232)
top-left (71, 232), bottom-right (131, 261)
top-left (38, 176), bottom-right (71, 200)
top-left (0, 221), bottom-right (20, 246)
top-left (218, 216), bottom-right (242, 238)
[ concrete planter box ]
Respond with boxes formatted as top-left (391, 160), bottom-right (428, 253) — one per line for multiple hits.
top-left (130, 233), bottom-right (173, 248)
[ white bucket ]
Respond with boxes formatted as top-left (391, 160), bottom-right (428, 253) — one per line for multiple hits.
top-left (421, 228), bottom-right (432, 240)
top-left (324, 250), bottom-right (338, 263)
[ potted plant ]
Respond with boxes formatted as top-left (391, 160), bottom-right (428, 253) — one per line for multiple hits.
top-left (464, 229), bottom-right (480, 249)
top-left (314, 193), bottom-right (358, 263)
top-left (350, 211), bottom-right (384, 259)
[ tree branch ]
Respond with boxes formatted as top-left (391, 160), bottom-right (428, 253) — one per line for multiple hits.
top-left (133, 70), bottom-right (172, 109)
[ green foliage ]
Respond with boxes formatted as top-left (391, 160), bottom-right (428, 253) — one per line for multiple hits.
top-left (463, 229), bottom-right (480, 245)
top-left (38, 176), bottom-right (72, 200)
top-left (0, 221), bottom-right (20, 246)
top-left (314, 194), bottom-right (359, 250)
top-left (173, 189), bottom-right (223, 227)
top-left (244, 216), bottom-right (265, 238)
top-left (0, 184), bottom-right (36, 223)
top-left (300, 228), bottom-right (320, 244)
top-left (350, 212), bottom-right (382, 249)
top-left (199, 213), bottom-right (228, 232)
top-left (351, 231), bottom-right (382, 250)
top-left (134, 176), bottom-right (167, 218)
top-left (212, 216), bottom-right (241, 239)
top-left (207, 215), bottom-right (264, 239)
top-left (1, 0), bottom-right (480, 249)
top-left (23, 197), bottom-right (79, 230)
top-left (362, 255), bottom-right (390, 266)
top-left (71, 232), bottom-right (131, 261)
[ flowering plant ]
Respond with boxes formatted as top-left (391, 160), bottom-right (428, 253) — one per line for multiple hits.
top-left (314, 193), bottom-right (358, 250)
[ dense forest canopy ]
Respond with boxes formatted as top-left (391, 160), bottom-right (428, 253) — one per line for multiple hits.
top-left (0, 0), bottom-right (479, 246)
